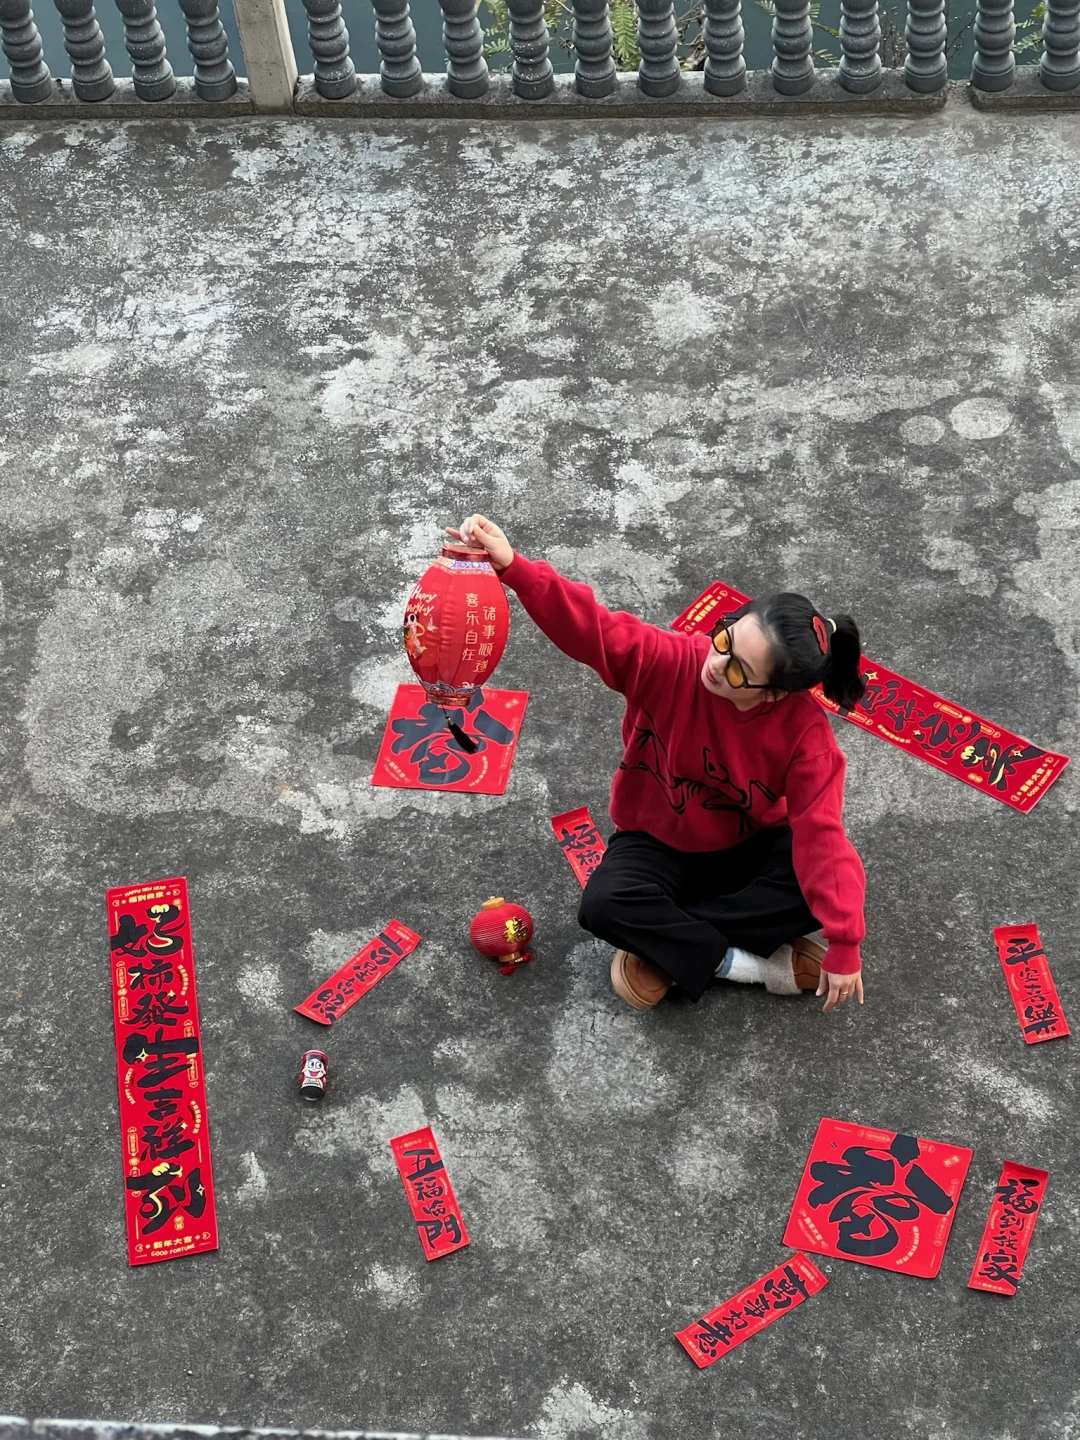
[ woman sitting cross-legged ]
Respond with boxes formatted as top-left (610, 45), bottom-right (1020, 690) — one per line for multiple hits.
top-left (448, 514), bottom-right (867, 1015)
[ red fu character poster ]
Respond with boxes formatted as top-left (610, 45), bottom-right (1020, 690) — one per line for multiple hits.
top-left (783, 1119), bottom-right (972, 1278)
top-left (390, 1126), bottom-right (470, 1261)
top-left (969, 1161), bottom-right (1049, 1295)
top-left (675, 1253), bottom-right (827, 1368)
top-left (672, 583), bottom-right (1068, 812)
top-left (107, 877), bottom-right (218, 1266)
top-left (372, 685), bottom-right (528, 795)
top-left (551, 806), bottom-right (607, 887)
top-left (993, 924), bottom-right (1069, 1044)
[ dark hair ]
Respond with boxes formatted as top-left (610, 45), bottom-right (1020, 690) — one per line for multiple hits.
top-left (726, 592), bottom-right (866, 713)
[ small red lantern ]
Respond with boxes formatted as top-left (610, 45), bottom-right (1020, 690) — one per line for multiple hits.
top-left (403, 545), bottom-right (511, 709)
top-left (470, 897), bottom-right (535, 974)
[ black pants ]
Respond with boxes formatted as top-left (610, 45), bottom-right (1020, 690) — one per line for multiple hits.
top-left (578, 827), bottom-right (819, 1002)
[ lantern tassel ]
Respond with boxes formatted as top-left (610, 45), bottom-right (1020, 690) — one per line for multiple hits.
top-left (447, 718), bottom-right (478, 754)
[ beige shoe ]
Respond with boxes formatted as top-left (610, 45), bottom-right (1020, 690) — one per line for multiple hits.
top-left (610, 949), bottom-right (672, 1011)
top-left (792, 936), bottom-right (827, 990)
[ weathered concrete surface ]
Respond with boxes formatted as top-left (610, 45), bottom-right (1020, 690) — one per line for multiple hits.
top-left (0, 1422), bottom-right (519, 1440)
top-left (0, 103), bottom-right (1078, 1439)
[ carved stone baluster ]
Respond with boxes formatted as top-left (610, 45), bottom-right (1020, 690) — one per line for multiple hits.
top-left (572, 0), bottom-right (615, 95)
top-left (177, 0), bottom-right (236, 99)
top-left (301, 0), bottom-right (357, 97)
top-left (972, 0), bottom-right (1015, 88)
top-left (839, 0), bottom-right (881, 90)
top-left (114, 0), bottom-right (176, 99)
top-left (770, 0), bottom-right (813, 92)
top-left (0, 0), bottom-right (53, 101)
top-left (508, 0), bottom-right (554, 96)
top-left (371, 0), bottom-right (422, 96)
top-left (439, 0), bottom-right (489, 97)
top-left (637, 0), bottom-right (680, 95)
top-left (1039, 0), bottom-right (1080, 90)
top-left (903, 0), bottom-right (946, 88)
top-left (703, 0), bottom-right (745, 94)
top-left (52, 0), bottom-right (114, 100)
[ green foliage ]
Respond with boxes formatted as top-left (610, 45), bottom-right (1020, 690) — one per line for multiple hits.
top-left (611, 0), bottom-right (642, 68)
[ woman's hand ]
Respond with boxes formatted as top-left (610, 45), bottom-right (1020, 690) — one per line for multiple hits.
top-left (446, 514), bottom-right (515, 573)
top-left (817, 967), bottom-right (864, 1014)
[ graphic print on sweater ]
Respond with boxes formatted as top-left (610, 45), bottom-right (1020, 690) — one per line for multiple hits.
top-left (619, 715), bottom-right (778, 836)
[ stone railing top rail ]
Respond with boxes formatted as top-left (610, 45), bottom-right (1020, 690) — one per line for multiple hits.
top-left (0, 1419), bottom-right (525, 1440)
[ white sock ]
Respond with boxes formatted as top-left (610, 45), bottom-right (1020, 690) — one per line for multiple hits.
top-left (717, 946), bottom-right (765, 984)
top-left (717, 943), bottom-right (800, 996)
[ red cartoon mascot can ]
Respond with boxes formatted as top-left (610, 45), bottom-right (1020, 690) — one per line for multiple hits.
top-left (470, 897), bottom-right (535, 974)
top-left (403, 545), bottom-right (511, 708)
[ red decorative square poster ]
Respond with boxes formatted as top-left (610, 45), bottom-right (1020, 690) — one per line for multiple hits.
top-left (969, 1161), bottom-right (1049, 1295)
top-left (675, 1253), bottom-right (827, 1368)
top-left (783, 1119), bottom-right (972, 1278)
top-left (294, 919), bottom-right (421, 1025)
top-left (107, 877), bottom-right (218, 1266)
top-left (993, 924), bottom-right (1069, 1044)
top-left (390, 1126), bottom-right (470, 1261)
top-left (551, 806), bottom-right (607, 887)
top-left (672, 584), bottom-right (1068, 812)
top-left (371, 684), bottom-right (528, 795)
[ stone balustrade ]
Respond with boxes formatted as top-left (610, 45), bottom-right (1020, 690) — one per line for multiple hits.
top-left (0, 0), bottom-right (1077, 114)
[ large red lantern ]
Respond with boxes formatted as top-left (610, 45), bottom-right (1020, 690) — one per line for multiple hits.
top-left (469, 896), bottom-right (535, 974)
top-left (403, 544), bottom-right (511, 709)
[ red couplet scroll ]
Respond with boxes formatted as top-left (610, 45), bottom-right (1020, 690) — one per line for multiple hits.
top-left (294, 920), bottom-right (420, 1025)
top-left (672, 582), bottom-right (1069, 813)
top-left (969, 1161), bottom-right (1049, 1295)
top-left (390, 1126), bottom-right (470, 1261)
top-left (993, 924), bottom-right (1069, 1044)
top-left (783, 1118), bottom-right (972, 1278)
top-left (107, 877), bottom-right (218, 1266)
top-left (675, 1253), bottom-right (827, 1368)
top-left (551, 807), bottom-right (607, 887)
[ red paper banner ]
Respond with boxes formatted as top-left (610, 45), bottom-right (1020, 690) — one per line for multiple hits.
top-left (783, 1118), bottom-right (972, 1278)
top-left (390, 1126), bottom-right (470, 1261)
top-left (672, 583), bottom-right (1069, 813)
top-left (551, 806), bottom-right (607, 887)
top-left (675, 1253), bottom-right (827, 1368)
top-left (371, 684), bottom-right (528, 795)
top-left (993, 924), bottom-right (1069, 1044)
top-left (295, 919), bottom-right (420, 1025)
top-left (107, 877), bottom-right (218, 1267)
top-left (969, 1161), bottom-right (1049, 1295)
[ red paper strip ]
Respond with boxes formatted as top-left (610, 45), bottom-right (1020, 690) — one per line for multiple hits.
top-left (390, 1126), bottom-right (470, 1261)
top-left (969, 1161), bottom-right (1049, 1295)
top-left (675, 1253), bottom-right (827, 1368)
top-left (672, 583), bottom-right (1069, 813)
top-left (551, 806), bottom-right (607, 888)
top-left (993, 924), bottom-right (1069, 1044)
top-left (107, 877), bottom-right (218, 1267)
top-left (371, 684), bottom-right (528, 795)
top-left (295, 919), bottom-right (420, 1025)
top-left (783, 1118), bottom-right (972, 1278)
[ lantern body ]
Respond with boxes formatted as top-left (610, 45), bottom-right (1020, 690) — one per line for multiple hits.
top-left (470, 897), bottom-right (535, 964)
top-left (403, 545), bottom-right (511, 707)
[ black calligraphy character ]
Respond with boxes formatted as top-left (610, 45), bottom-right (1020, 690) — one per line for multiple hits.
top-left (1022, 1000), bottom-right (1061, 1037)
top-left (1002, 935), bottom-right (1046, 967)
top-left (412, 1177), bottom-right (446, 1202)
top-left (390, 695), bottom-right (513, 787)
top-left (144, 903), bottom-right (185, 955)
top-left (912, 712), bottom-right (981, 761)
top-left (978, 1249), bottom-right (1020, 1290)
top-left (127, 954), bottom-right (177, 992)
top-left (111, 912), bottom-right (150, 958)
top-left (807, 1133), bottom-right (954, 1258)
top-left (367, 931), bottom-right (405, 968)
top-left (763, 1265), bottom-right (812, 1309)
top-left (403, 1145), bottom-right (445, 1183)
top-left (995, 1176), bottom-right (1043, 1215)
top-left (127, 989), bottom-right (189, 1029)
top-left (122, 1028), bottom-right (199, 1089)
top-left (693, 1317), bottom-right (734, 1358)
top-left (742, 1293), bottom-right (771, 1320)
top-left (144, 1087), bottom-right (183, 1122)
top-left (959, 738), bottom-right (1044, 792)
top-left (125, 1162), bottom-right (207, 1235)
top-left (140, 1116), bottom-right (194, 1163)
top-left (417, 1214), bottom-right (462, 1250)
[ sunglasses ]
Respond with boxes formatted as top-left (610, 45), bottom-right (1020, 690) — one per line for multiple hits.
top-left (711, 622), bottom-right (773, 691)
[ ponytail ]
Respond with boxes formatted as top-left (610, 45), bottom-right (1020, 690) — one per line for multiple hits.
top-left (821, 614), bottom-right (865, 713)
top-left (735, 593), bottom-right (866, 714)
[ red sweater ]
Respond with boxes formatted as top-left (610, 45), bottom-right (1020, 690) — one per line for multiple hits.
top-left (502, 554), bottom-right (865, 975)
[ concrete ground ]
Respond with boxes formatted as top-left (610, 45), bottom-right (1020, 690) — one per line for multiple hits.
top-left (0, 100), bottom-right (1078, 1440)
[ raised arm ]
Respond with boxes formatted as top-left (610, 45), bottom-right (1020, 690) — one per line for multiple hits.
top-left (448, 514), bottom-right (669, 697)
